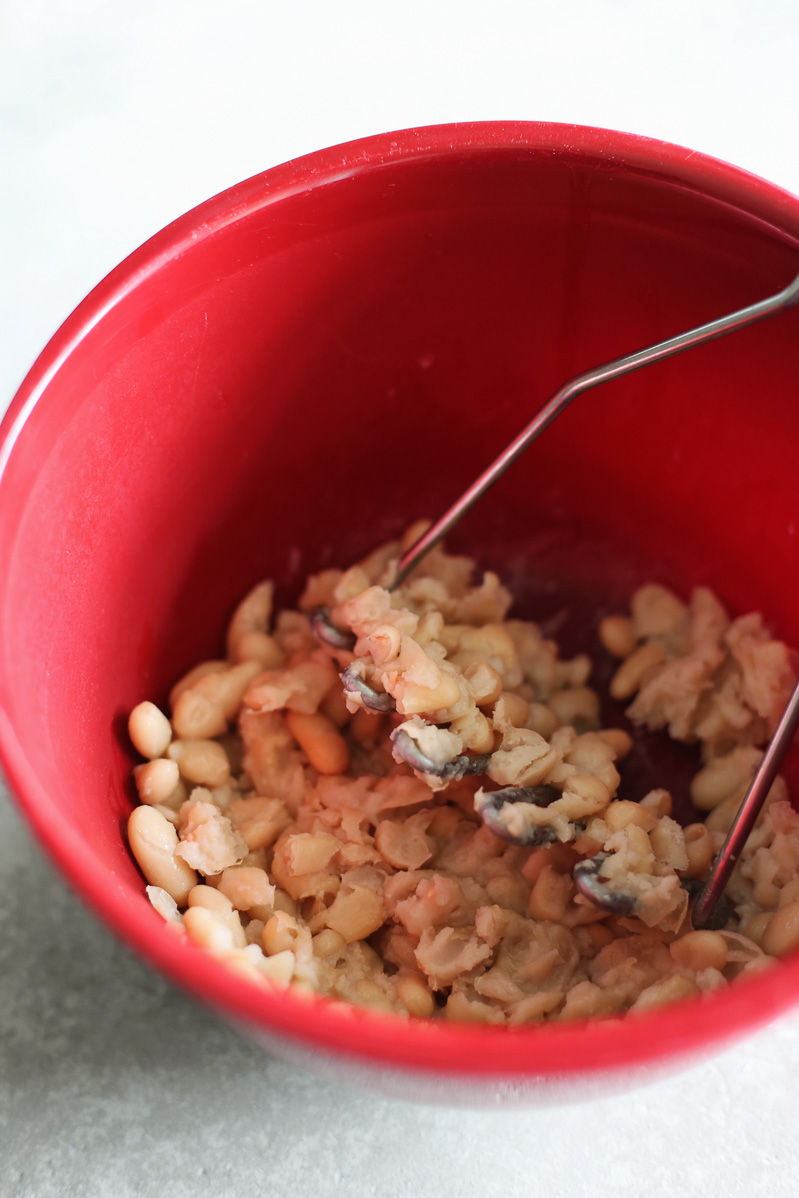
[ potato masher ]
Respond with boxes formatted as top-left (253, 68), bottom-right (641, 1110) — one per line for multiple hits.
top-left (312, 270), bottom-right (799, 927)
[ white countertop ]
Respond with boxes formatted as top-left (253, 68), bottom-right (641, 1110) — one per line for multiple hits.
top-left (3, 3), bottom-right (799, 1195)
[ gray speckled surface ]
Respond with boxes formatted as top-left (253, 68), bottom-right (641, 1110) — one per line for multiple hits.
top-left (5, 770), bottom-right (799, 1198)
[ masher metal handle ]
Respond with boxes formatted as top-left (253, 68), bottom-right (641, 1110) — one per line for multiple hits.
top-left (693, 679), bottom-right (799, 928)
top-left (394, 271), bottom-right (799, 588)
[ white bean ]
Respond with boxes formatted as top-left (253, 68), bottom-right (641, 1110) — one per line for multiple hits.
top-left (129, 701), bottom-right (172, 759)
top-left (128, 805), bottom-right (196, 904)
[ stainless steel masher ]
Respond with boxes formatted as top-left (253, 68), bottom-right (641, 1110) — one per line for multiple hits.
top-left (312, 271), bottom-right (799, 928)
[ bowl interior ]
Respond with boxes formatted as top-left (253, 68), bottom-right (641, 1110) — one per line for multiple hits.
top-left (3, 124), bottom-right (799, 1088)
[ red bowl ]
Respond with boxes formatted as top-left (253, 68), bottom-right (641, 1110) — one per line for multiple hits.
top-left (3, 121), bottom-right (799, 1105)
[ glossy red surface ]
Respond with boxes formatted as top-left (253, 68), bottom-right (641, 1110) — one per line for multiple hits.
top-left (3, 122), bottom-right (799, 1100)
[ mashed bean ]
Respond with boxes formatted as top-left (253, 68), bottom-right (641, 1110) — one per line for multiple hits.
top-left (126, 534), bottom-right (799, 1022)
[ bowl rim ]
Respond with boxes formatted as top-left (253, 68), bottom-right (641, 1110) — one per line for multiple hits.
top-left (3, 119), bottom-right (799, 1082)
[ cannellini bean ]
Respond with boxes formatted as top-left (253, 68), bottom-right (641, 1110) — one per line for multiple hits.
top-left (528, 865), bottom-right (573, 922)
top-left (753, 878), bottom-right (780, 911)
top-left (152, 803), bottom-right (181, 826)
top-left (285, 710), bottom-right (349, 775)
top-left (451, 625), bottom-right (521, 686)
top-left (598, 615), bottom-right (637, 659)
top-left (631, 974), bottom-right (697, 1011)
top-left (397, 973), bottom-right (435, 1017)
top-left (324, 881), bottom-right (385, 943)
top-left (670, 930), bottom-right (728, 973)
top-left (609, 642), bottom-right (665, 701)
top-left (548, 687), bottom-right (601, 731)
top-left (128, 805), bottom-right (197, 904)
top-left (262, 910), bottom-right (302, 956)
top-left (133, 758), bottom-right (182, 807)
top-left (171, 690), bottom-right (227, 740)
top-left (146, 885), bottom-right (182, 924)
top-left (464, 662), bottom-right (503, 707)
top-left (129, 701), bottom-right (172, 759)
top-left (363, 624), bottom-right (402, 665)
top-left (350, 979), bottom-right (394, 1011)
top-left (762, 901), bottom-right (799, 957)
top-left (584, 922), bottom-right (614, 950)
top-left (167, 739), bottom-right (230, 787)
top-left (375, 818), bottom-right (433, 871)
top-left (311, 929), bottom-right (346, 958)
top-left (449, 708), bottom-right (494, 753)
top-left (348, 706), bottom-right (387, 746)
top-left (188, 884), bottom-right (234, 914)
top-left (257, 949), bottom-right (296, 986)
top-left (270, 836), bottom-right (339, 900)
top-left (562, 734), bottom-right (618, 784)
top-left (192, 661), bottom-right (263, 722)
top-left (245, 919), bottom-right (266, 946)
top-left (183, 905), bottom-right (239, 953)
top-left (228, 797), bottom-right (291, 851)
top-left (284, 832), bottom-right (341, 876)
top-left (169, 661), bottom-right (228, 709)
top-left (738, 956), bottom-right (776, 979)
top-left (231, 631), bottom-right (286, 669)
top-left (499, 692), bottom-right (531, 727)
top-left (186, 886), bottom-right (246, 946)
top-left (521, 843), bottom-right (578, 886)
top-left (739, 911), bottom-right (771, 946)
top-left (400, 673), bottom-right (462, 716)
top-left (218, 866), bottom-right (275, 912)
top-left (639, 788), bottom-right (672, 819)
top-left (605, 801), bottom-right (656, 834)
top-left (274, 610), bottom-right (317, 656)
top-left (559, 773), bottom-right (611, 819)
top-left (597, 728), bottom-right (634, 759)
top-left (272, 889), bottom-right (299, 917)
top-left (444, 992), bottom-right (506, 1024)
top-left (526, 702), bottom-right (559, 740)
top-left (704, 791), bottom-right (746, 835)
top-left (484, 874), bottom-right (529, 912)
top-left (218, 950), bottom-right (269, 985)
top-left (657, 821), bottom-right (693, 874)
top-left (630, 584), bottom-right (688, 639)
top-left (690, 748), bottom-right (761, 812)
top-left (681, 824), bottom-right (714, 877)
top-left (226, 581), bottom-right (274, 659)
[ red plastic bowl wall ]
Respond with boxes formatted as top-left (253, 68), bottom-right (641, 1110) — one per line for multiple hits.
top-left (2, 123), bottom-right (799, 1102)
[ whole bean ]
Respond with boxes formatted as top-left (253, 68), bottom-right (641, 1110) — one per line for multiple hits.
top-left (128, 805), bottom-right (196, 904)
top-left (762, 901), bottom-right (799, 957)
top-left (670, 930), bottom-right (728, 973)
top-left (680, 823), bottom-right (714, 878)
top-left (133, 758), bottom-right (182, 806)
top-left (609, 642), bottom-right (664, 701)
top-left (598, 615), bottom-right (636, 659)
top-left (167, 738), bottom-right (231, 787)
top-left (171, 690), bottom-right (227, 740)
top-left (129, 701), bottom-right (173, 759)
top-left (397, 974), bottom-right (435, 1018)
top-left (285, 710), bottom-right (349, 775)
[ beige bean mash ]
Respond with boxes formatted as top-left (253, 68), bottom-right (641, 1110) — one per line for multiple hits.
top-left (127, 525), bottom-right (799, 1023)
